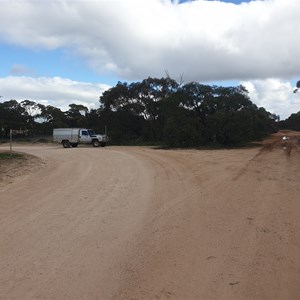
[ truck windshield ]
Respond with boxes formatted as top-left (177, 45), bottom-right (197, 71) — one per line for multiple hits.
top-left (88, 129), bottom-right (96, 136)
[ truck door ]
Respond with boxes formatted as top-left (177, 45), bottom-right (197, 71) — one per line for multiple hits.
top-left (79, 129), bottom-right (92, 144)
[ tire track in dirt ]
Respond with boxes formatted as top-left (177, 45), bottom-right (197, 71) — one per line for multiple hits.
top-left (0, 145), bottom-right (155, 299)
top-left (113, 141), bottom-right (300, 300)
top-left (1, 141), bottom-right (300, 300)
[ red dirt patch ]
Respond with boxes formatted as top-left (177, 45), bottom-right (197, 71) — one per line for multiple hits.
top-left (260, 130), bottom-right (300, 157)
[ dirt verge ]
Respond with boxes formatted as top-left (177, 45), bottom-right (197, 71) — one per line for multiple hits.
top-left (0, 150), bottom-right (45, 189)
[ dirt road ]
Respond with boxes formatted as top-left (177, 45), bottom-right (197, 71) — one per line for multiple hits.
top-left (1, 136), bottom-right (300, 299)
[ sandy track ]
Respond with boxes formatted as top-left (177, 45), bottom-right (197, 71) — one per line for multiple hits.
top-left (0, 140), bottom-right (300, 299)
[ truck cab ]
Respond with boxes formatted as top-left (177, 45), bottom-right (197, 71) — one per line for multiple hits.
top-left (79, 129), bottom-right (106, 147)
top-left (79, 129), bottom-right (92, 143)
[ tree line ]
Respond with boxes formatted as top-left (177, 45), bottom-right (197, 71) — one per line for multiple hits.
top-left (0, 76), bottom-right (294, 147)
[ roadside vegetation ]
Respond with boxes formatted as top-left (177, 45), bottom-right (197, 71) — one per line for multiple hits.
top-left (0, 76), bottom-right (298, 148)
top-left (0, 152), bottom-right (24, 160)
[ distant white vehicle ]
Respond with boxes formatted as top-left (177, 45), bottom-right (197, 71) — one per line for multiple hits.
top-left (53, 128), bottom-right (108, 148)
top-left (282, 136), bottom-right (289, 141)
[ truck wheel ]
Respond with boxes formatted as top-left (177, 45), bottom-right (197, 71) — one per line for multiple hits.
top-left (71, 143), bottom-right (78, 147)
top-left (100, 142), bottom-right (106, 147)
top-left (62, 140), bottom-right (71, 148)
top-left (92, 139), bottom-right (100, 147)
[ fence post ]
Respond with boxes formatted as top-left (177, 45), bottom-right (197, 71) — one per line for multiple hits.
top-left (10, 129), bottom-right (12, 158)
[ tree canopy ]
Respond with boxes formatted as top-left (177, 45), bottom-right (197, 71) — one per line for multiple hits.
top-left (0, 76), bottom-right (285, 147)
top-left (99, 78), bottom-right (278, 146)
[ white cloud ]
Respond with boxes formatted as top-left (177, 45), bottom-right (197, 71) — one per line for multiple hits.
top-left (241, 78), bottom-right (300, 120)
top-left (0, 0), bottom-right (300, 82)
top-left (1, 0), bottom-right (300, 119)
top-left (0, 76), bottom-right (300, 120)
top-left (0, 76), bottom-right (299, 120)
top-left (0, 76), bottom-right (110, 112)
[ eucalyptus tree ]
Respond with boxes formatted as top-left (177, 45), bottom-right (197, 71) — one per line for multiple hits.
top-left (100, 77), bottom-right (179, 142)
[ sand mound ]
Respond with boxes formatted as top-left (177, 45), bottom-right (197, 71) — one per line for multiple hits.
top-left (0, 151), bottom-right (44, 188)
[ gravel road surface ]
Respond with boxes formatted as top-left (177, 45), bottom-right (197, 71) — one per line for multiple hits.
top-left (1, 138), bottom-right (300, 299)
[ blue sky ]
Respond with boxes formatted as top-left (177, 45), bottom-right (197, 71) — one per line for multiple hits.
top-left (204, 0), bottom-right (250, 2)
top-left (0, 0), bottom-right (300, 119)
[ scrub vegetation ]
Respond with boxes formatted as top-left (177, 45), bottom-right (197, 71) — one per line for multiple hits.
top-left (0, 77), bottom-right (297, 147)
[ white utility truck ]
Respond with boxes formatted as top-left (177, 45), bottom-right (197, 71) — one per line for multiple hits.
top-left (53, 128), bottom-right (108, 148)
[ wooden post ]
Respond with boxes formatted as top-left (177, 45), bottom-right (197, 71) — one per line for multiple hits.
top-left (10, 129), bottom-right (13, 158)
